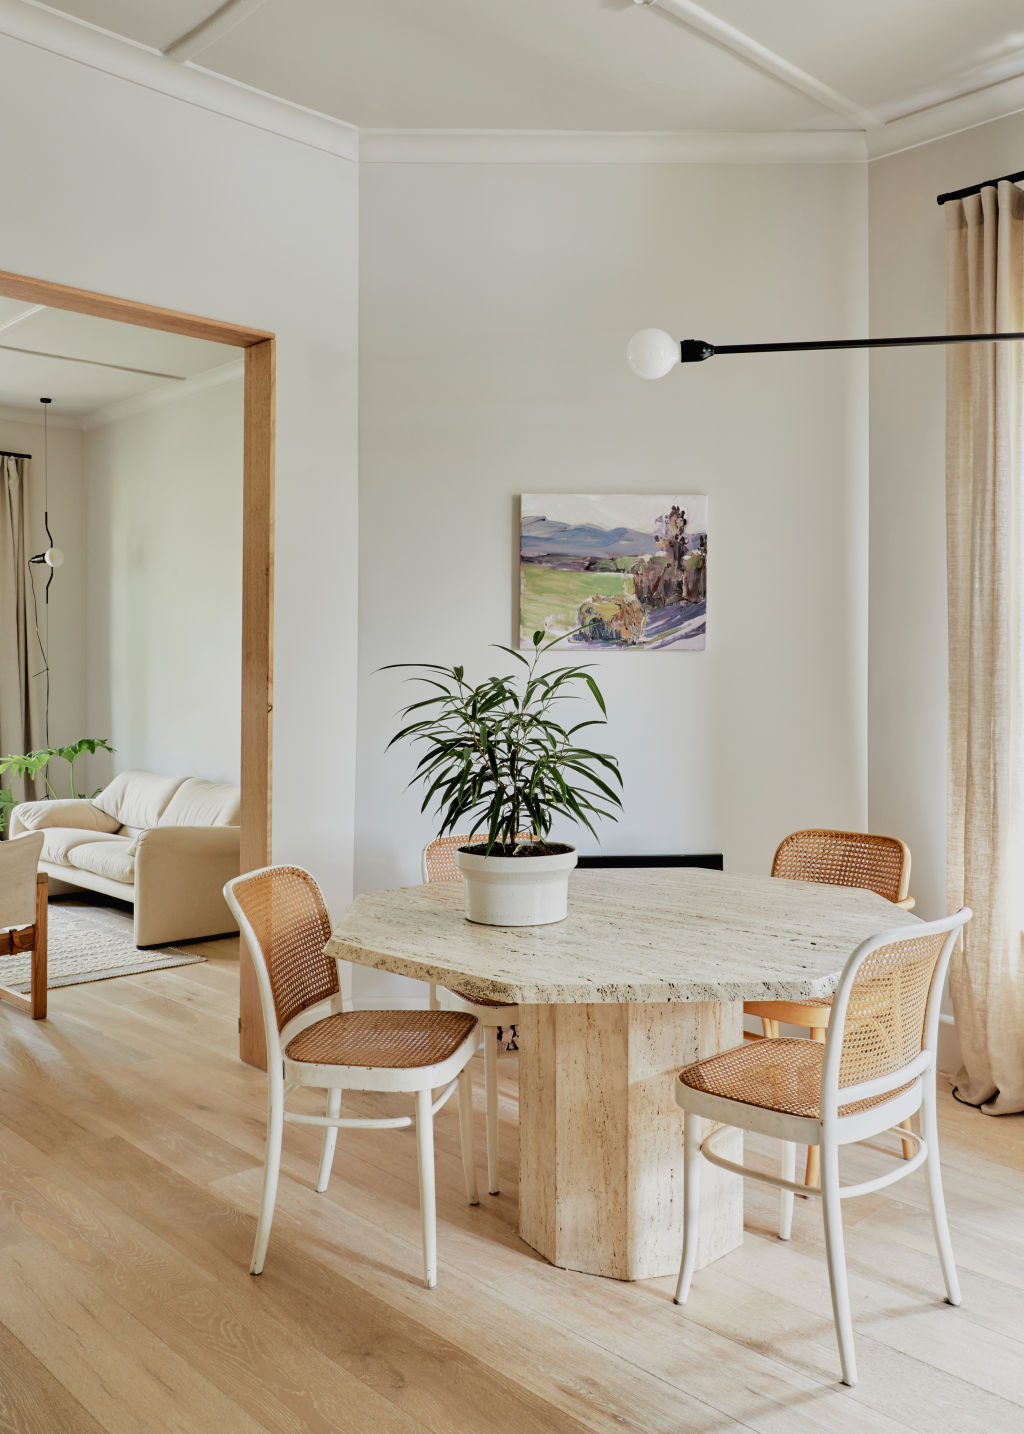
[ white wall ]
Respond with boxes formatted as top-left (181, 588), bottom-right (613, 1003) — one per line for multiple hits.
top-left (0, 412), bottom-right (87, 771)
top-left (357, 160), bottom-right (869, 998)
top-left (0, 34), bottom-right (359, 906)
top-left (83, 378), bottom-right (243, 787)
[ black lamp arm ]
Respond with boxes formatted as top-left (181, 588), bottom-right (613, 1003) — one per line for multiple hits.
top-left (680, 331), bottom-right (1024, 362)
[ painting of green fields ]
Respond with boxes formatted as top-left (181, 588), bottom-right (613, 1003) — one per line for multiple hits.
top-left (520, 564), bottom-right (635, 644)
top-left (520, 493), bottom-right (708, 651)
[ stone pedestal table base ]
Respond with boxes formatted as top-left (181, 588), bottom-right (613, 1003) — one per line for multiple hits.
top-left (517, 999), bottom-right (743, 1281)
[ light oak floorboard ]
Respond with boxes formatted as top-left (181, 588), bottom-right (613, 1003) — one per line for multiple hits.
top-left (0, 907), bottom-right (1023, 1433)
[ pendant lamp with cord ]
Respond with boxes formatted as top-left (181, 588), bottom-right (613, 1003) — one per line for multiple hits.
top-left (28, 396), bottom-right (63, 599)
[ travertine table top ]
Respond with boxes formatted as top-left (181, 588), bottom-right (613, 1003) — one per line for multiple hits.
top-left (326, 868), bottom-right (920, 1005)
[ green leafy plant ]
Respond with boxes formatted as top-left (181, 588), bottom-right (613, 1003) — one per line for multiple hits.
top-left (383, 632), bottom-right (623, 854)
top-left (0, 737), bottom-right (114, 833)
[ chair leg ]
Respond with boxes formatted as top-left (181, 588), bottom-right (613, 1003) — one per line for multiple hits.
top-left (483, 1029), bottom-right (500, 1195)
top-left (920, 1081), bottom-right (961, 1306)
top-left (316, 1088), bottom-right (341, 1193)
top-left (457, 1065), bottom-right (480, 1206)
top-left (898, 1117), bottom-right (915, 1160)
top-left (251, 1074), bottom-right (285, 1275)
top-left (821, 1136), bottom-right (857, 1386)
top-left (804, 1026), bottom-right (827, 1188)
top-left (31, 874), bottom-right (47, 1020)
top-left (779, 1140), bottom-right (796, 1240)
top-left (674, 1112), bottom-right (702, 1305)
top-left (415, 1087), bottom-right (438, 1289)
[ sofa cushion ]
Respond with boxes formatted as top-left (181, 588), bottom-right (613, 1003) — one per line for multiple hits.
top-left (93, 771), bottom-right (185, 830)
top-left (13, 798), bottom-right (121, 834)
top-left (39, 827), bottom-right (125, 865)
top-left (159, 777), bottom-right (240, 828)
top-left (67, 837), bottom-right (136, 885)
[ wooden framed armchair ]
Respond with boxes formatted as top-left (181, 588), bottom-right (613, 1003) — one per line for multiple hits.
top-left (0, 830), bottom-right (48, 1019)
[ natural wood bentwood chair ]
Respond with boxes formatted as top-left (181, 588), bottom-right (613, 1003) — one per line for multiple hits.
top-left (745, 829), bottom-right (916, 1186)
top-left (675, 906), bottom-right (970, 1387)
top-left (422, 835), bottom-right (521, 1196)
top-left (0, 830), bottom-right (47, 1019)
top-left (225, 864), bottom-right (481, 1289)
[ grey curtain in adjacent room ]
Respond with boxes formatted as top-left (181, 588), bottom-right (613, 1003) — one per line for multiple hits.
top-left (0, 454), bottom-right (45, 796)
top-left (945, 181), bottom-right (1024, 1114)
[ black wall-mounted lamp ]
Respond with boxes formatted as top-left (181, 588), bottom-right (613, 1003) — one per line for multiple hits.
top-left (626, 327), bottom-right (1024, 379)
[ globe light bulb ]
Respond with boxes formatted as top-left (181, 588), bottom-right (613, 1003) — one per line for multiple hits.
top-left (44, 547), bottom-right (64, 568)
top-left (626, 328), bottom-right (680, 380)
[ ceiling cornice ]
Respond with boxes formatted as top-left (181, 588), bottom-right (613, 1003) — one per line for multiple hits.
top-left (0, 401), bottom-right (83, 430)
top-left (867, 71), bottom-right (1024, 160)
top-left (360, 129), bottom-right (867, 165)
top-left (1, 0), bottom-right (358, 161)
top-left (12, 0), bottom-right (1024, 171)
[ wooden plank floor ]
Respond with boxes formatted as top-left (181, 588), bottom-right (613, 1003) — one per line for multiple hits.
top-left (1, 910), bottom-right (1023, 1433)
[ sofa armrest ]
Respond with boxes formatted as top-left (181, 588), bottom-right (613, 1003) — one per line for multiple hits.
top-left (136, 825), bottom-right (241, 859)
top-left (9, 798), bottom-right (120, 838)
top-left (133, 825), bottom-right (241, 947)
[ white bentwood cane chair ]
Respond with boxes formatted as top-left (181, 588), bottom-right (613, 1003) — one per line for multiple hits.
top-left (673, 907), bottom-right (971, 1387)
top-left (422, 835), bottom-right (521, 1195)
top-left (225, 865), bottom-right (482, 1289)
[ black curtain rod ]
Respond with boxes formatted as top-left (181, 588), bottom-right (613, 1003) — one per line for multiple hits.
top-left (937, 167), bottom-right (1024, 206)
top-left (0, 449), bottom-right (31, 459)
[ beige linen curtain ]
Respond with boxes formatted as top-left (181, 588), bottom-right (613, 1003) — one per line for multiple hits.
top-left (0, 454), bottom-right (44, 796)
top-left (946, 181), bottom-right (1024, 1114)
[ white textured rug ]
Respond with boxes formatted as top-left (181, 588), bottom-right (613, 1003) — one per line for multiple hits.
top-left (0, 900), bottom-right (205, 992)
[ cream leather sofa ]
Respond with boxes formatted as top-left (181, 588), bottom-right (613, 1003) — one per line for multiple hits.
top-left (9, 769), bottom-right (240, 947)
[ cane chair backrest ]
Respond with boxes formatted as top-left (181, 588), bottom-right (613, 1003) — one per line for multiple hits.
top-left (227, 865), bottom-right (337, 1032)
top-left (422, 833), bottom-right (533, 883)
top-left (825, 911), bottom-right (969, 1105)
top-left (772, 829), bottom-right (910, 905)
top-left (422, 835), bottom-right (465, 883)
top-left (0, 832), bottom-right (44, 929)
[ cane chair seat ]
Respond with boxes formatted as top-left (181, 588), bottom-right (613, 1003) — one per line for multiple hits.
top-left (285, 1009), bottom-right (478, 1068)
top-left (679, 1037), bottom-right (914, 1121)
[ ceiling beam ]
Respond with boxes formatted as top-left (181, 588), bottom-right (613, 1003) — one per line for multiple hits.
top-left (0, 343), bottom-right (186, 380)
top-left (639, 0), bottom-right (883, 131)
top-left (164, 0), bottom-right (270, 64)
top-left (0, 303), bottom-right (45, 334)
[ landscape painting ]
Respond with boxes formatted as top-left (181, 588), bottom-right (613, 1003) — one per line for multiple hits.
top-left (520, 494), bottom-right (707, 651)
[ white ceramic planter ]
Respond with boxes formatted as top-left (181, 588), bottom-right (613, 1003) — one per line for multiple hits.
top-left (455, 844), bottom-right (578, 926)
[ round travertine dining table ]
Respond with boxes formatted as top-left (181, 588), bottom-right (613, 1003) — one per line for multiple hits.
top-left (326, 867), bottom-right (919, 1281)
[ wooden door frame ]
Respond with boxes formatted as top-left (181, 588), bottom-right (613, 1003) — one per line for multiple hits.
top-left (0, 269), bottom-right (272, 1067)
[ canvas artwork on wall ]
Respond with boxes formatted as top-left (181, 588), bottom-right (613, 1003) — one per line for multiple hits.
top-left (520, 494), bottom-right (708, 651)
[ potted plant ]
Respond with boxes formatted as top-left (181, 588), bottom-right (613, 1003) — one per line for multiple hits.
top-left (0, 737), bottom-right (114, 835)
top-left (385, 633), bottom-right (622, 925)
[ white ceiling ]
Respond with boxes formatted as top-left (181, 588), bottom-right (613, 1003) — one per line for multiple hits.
top-left (37, 0), bottom-right (1024, 134)
top-left (0, 299), bottom-right (238, 418)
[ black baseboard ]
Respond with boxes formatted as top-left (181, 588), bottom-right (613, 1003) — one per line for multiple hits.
top-left (575, 853), bottom-right (723, 871)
